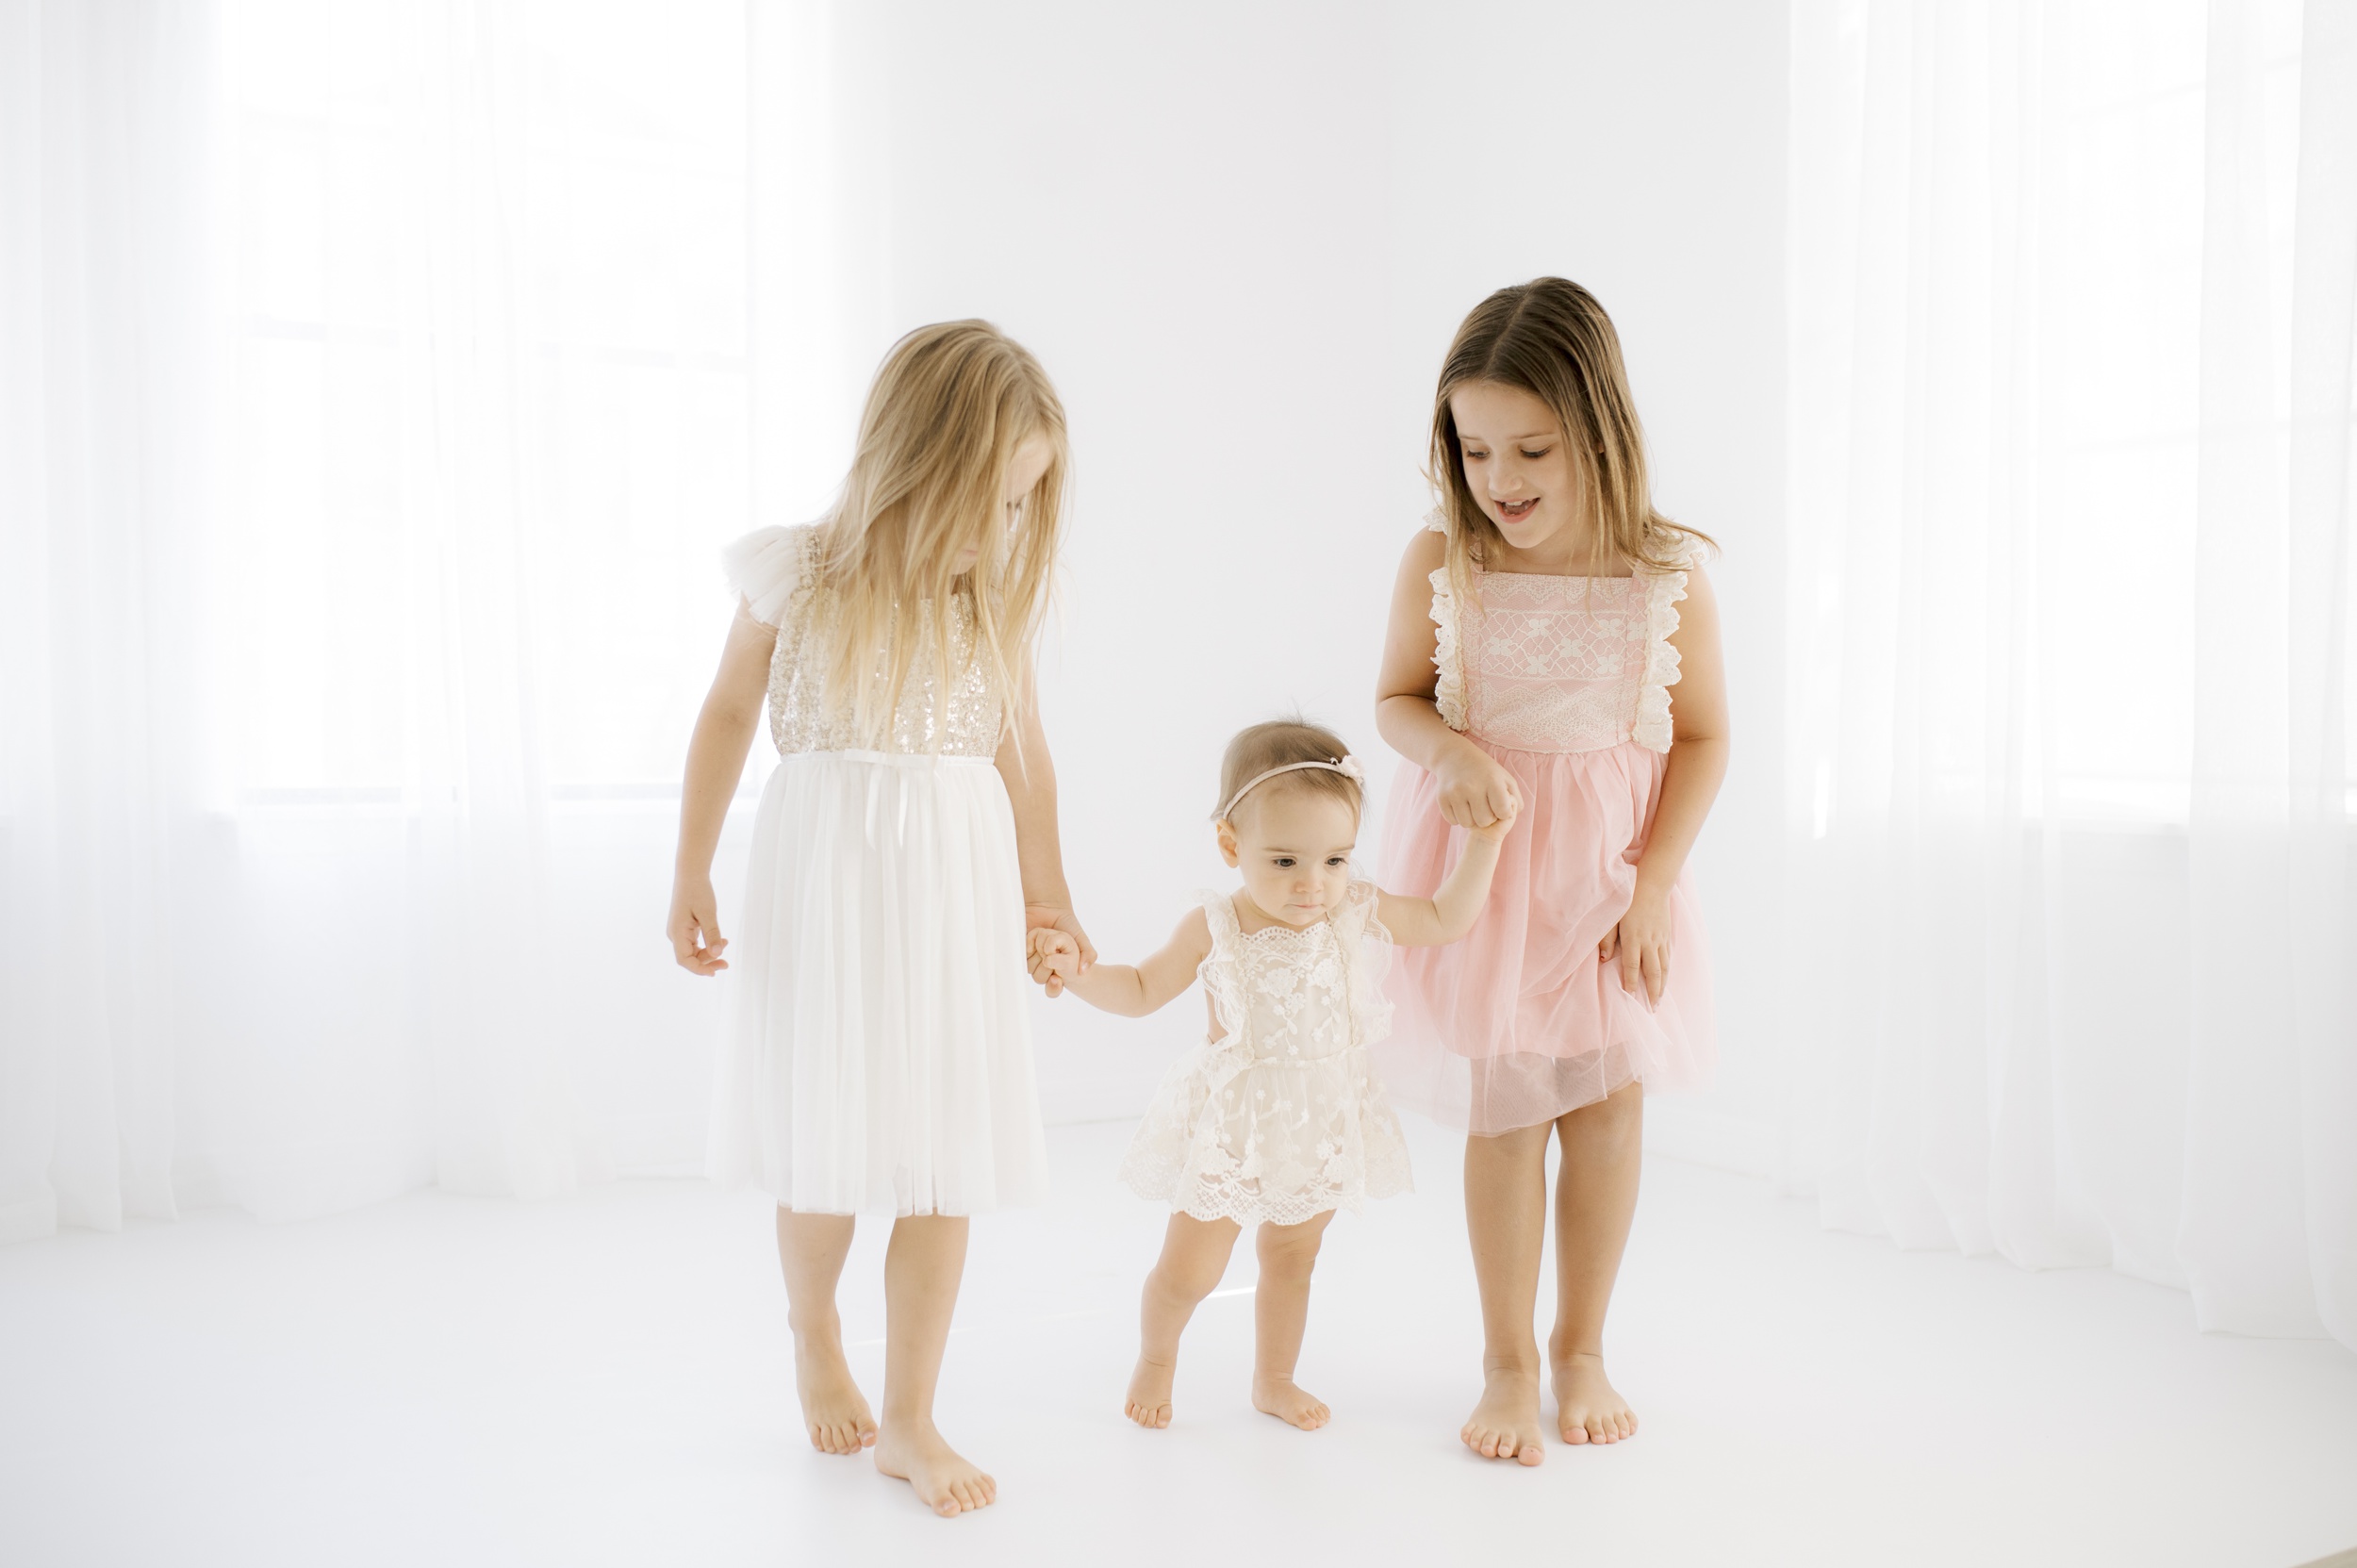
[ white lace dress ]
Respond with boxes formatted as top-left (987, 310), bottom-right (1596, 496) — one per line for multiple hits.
top-left (706, 523), bottom-right (1048, 1216)
top-left (1119, 883), bottom-right (1413, 1227)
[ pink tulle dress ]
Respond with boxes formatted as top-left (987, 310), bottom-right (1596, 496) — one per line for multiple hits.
top-left (1376, 514), bottom-right (1716, 1135)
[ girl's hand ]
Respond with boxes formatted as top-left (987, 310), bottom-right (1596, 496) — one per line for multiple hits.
top-left (1029, 929), bottom-right (1082, 990)
top-left (1435, 749), bottom-right (1523, 832)
top-left (1024, 905), bottom-right (1095, 998)
top-left (1599, 885), bottom-right (1671, 1007)
top-left (668, 874), bottom-right (729, 976)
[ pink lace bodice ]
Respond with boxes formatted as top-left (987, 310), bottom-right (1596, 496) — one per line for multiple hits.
top-left (1426, 515), bottom-right (1692, 754)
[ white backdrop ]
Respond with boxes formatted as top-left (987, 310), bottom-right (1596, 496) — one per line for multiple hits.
top-left (0, 0), bottom-right (1788, 1238)
top-left (14, 0), bottom-right (2346, 1357)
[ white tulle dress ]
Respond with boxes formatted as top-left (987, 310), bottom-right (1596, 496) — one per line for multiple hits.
top-left (1119, 882), bottom-right (1413, 1228)
top-left (706, 523), bottom-right (1048, 1216)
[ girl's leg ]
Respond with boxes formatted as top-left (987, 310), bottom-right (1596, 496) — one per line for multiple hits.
top-left (1128, 1213), bottom-right (1242, 1428)
top-left (1461, 1123), bottom-right (1554, 1464)
top-left (870, 1214), bottom-right (993, 1517)
top-left (776, 1208), bottom-right (875, 1454)
top-left (1547, 1080), bottom-right (1644, 1444)
top-left (1250, 1210), bottom-right (1336, 1430)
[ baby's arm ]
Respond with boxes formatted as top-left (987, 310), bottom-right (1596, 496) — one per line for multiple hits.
top-left (1029, 907), bottom-right (1212, 1016)
top-left (1376, 808), bottom-right (1517, 947)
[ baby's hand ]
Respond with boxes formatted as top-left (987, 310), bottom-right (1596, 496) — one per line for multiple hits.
top-left (1467, 796), bottom-right (1521, 844)
top-left (1028, 928), bottom-right (1082, 991)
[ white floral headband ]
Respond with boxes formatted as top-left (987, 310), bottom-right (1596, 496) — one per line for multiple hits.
top-left (1218, 756), bottom-right (1366, 822)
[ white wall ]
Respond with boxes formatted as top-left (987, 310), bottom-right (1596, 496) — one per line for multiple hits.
top-left (792, 0), bottom-right (1788, 1143)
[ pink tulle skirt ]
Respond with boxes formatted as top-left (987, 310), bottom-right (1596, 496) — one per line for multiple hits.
top-left (1375, 736), bottom-right (1715, 1136)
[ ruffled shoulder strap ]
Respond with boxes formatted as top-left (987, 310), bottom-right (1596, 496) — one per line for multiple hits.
top-left (1195, 890), bottom-right (1246, 1039)
top-left (1421, 510), bottom-right (1469, 732)
top-left (1332, 879), bottom-right (1396, 1049)
top-left (720, 523), bottom-right (817, 628)
top-left (1631, 531), bottom-right (1702, 753)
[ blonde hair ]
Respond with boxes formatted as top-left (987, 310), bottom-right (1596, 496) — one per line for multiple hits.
top-left (1429, 278), bottom-right (1713, 607)
top-left (816, 320), bottom-right (1067, 746)
top-left (1214, 718), bottom-right (1363, 826)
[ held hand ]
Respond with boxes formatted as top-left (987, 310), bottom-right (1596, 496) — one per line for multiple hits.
top-left (1024, 904), bottom-right (1095, 999)
top-left (668, 874), bottom-right (729, 976)
top-left (1028, 929), bottom-right (1083, 990)
top-left (1599, 885), bottom-right (1672, 1007)
top-left (1465, 795), bottom-right (1522, 844)
top-left (1435, 750), bottom-right (1524, 832)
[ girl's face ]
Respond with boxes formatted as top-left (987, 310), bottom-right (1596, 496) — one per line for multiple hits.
top-left (958, 433), bottom-right (1054, 572)
top-left (1218, 786), bottom-right (1358, 928)
top-left (1449, 379), bottom-right (1580, 559)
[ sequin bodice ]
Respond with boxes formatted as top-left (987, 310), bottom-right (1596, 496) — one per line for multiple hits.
top-left (726, 524), bottom-right (1005, 758)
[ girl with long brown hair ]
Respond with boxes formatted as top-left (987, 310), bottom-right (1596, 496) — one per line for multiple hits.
top-left (1375, 278), bottom-right (1728, 1464)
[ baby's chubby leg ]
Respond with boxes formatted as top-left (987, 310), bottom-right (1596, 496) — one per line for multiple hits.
top-left (1128, 1213), bottom-right (1241, 1428)
top-left (775, 1209), bottom-right (877, 1455)
top-left (1250, 1211), bottom-right (1335, 1430)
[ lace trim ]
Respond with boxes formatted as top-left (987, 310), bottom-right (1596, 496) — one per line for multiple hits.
top-left (1632, 539), bottom-right (1693, 753)
top-left (1423, 510), bottom-right (1469, 731)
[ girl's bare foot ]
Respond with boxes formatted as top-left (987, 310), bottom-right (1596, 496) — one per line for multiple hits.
top-left (1552, 1352), bottom-right (1637, 1444)
top-left (1125, 1354), bottom-right (1177, 1428)
top-left (1251, 1374), bottom-right (1330, 1430)
top-left (793, 1336), bottom-right (876, 1455)
top-left (873, 1417), bottom-right (995, 1516)
top-left (1460, 1368), bottom-right (1546, 1465)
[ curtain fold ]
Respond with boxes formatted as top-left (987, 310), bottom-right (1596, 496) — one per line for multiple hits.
top-left (0, 0), bottom-right (219, 1242)
top-left (1, 0), bottom-right (766, 1237)
top-left (1788, 0), bottom-right (2356, 1348)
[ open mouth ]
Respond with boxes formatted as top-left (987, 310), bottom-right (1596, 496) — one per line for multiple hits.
top-left (1495, 496), bottom-right (1538, 523)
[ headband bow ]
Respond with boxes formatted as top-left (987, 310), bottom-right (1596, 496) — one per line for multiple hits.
top-left (1219, 755), bottom-right (1365, 822)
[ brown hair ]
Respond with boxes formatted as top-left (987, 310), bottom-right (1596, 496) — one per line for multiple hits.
top-left (1430, 278), bottom-right (1713, 606)
top-left (1214, 718), bottom-right (1362, 825)
top-left (816, 320), bottom-right (1067, 747)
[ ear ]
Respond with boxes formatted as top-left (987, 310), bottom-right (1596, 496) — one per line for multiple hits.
top-left (1214, 819), bottom-right (1241, 868)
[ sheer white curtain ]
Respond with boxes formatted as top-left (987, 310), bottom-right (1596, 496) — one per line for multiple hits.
top-left (1785, 0), bottom-right (2356, 1346)
top-left (1, 0), bottom-right (801, 1237)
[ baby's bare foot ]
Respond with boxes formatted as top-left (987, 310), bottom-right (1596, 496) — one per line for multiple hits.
top-left (1552, 1352), bottom-right (1637, 1445)
top-left (873, 1417), bottom-right (995, 1517)
top-left (793, 1335), bottom-right (876, 1455)
top-left (1460, 1369), bottom-right (1546, 1465)
top-left (1125, 1354), bottom-right (1176, 1428)
top-left (1251, 1375), bottom-right (1330, 1430)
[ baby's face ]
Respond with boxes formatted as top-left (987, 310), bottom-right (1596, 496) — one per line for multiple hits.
top-left (1220, 787), bottom-right (1358, 928)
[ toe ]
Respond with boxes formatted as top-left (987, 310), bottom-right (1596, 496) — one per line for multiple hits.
top-left (1517, 1439), bottom-right (1545, 1466)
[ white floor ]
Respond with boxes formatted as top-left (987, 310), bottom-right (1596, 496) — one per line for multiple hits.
top-left (3, 1118), bottom-right (2353, 1568)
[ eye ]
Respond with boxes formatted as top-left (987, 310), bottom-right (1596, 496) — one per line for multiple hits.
top-left (1463, 449), bottom-right (1488, 463)
top-left (1520, 448), bottom-right (1550, 461)
top-left (1326, 856), bottom-right (1347, 867)
top-left (1273, 856), bottom-right (1296, 867)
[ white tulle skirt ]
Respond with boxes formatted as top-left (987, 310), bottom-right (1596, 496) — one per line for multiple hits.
top-left (707, 750), bottom-right (1049, 1215)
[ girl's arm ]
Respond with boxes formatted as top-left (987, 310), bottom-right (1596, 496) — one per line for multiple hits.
top-left (1030, 908), bottom-right (1212, 1016)
top-left (668, 602), bottom-right (779, 975)
top-left (1376, 812), bottom-right (1514, 946)
top-left (1373, 529), bottom-right (1523, 829)
top-left (997, 671), bottom-right (1096, 994)
top-left (1604, 563), bottom-right (1729, 1004)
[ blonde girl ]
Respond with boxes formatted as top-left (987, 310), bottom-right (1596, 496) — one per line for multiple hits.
top-left (1030, 719), bottom-right (1513, 1431)
top-left (1375, 279), bottom-right (1728, 1463)
top-left (668, 321), bottom-right (1092, 1517)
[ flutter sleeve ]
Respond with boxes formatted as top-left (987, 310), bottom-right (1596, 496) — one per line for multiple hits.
top-left (1631, 532), bottom-right (1702, 753)
top-left (719, 524), bottom-right (810, 628)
